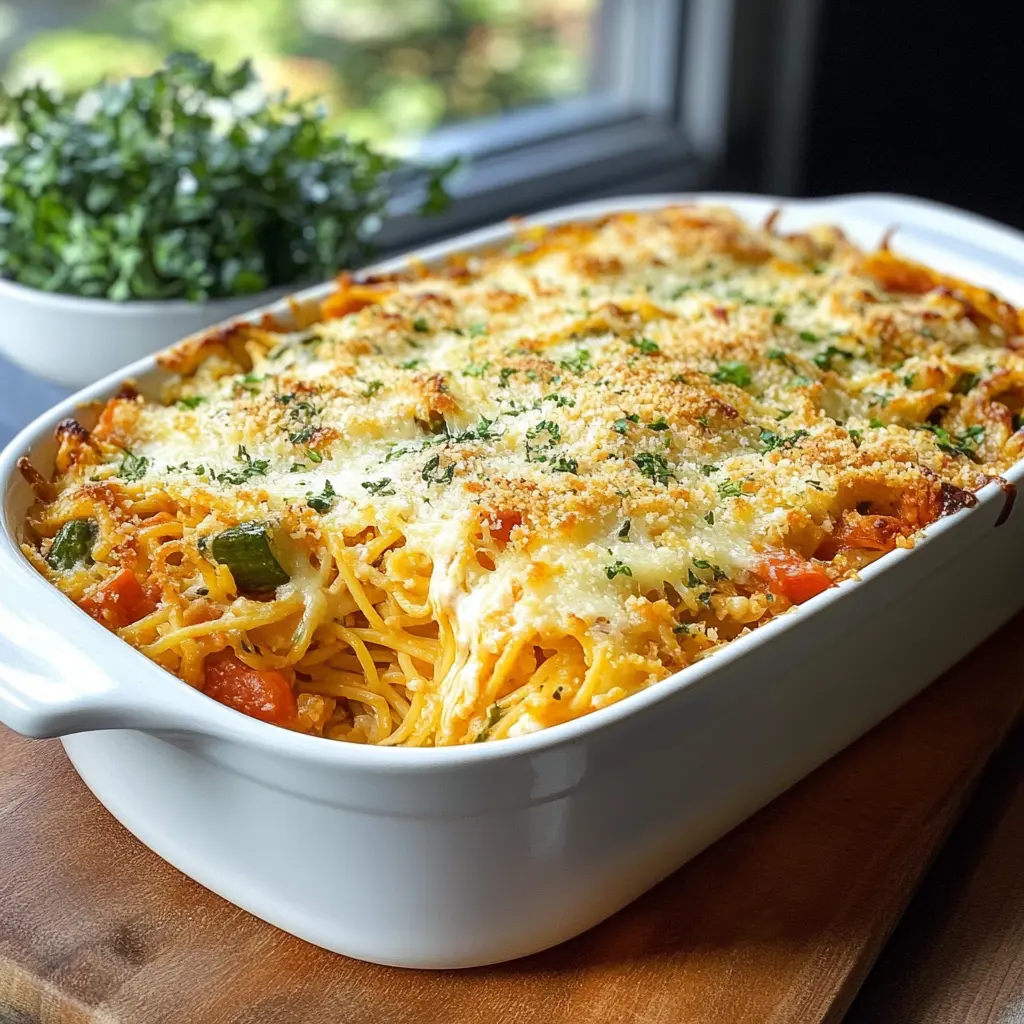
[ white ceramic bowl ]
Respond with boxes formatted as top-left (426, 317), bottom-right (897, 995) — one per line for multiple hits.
top-left (0, 276), bottom-right (293, 389)
top-left (2, 193), bottom-right (1024, 970)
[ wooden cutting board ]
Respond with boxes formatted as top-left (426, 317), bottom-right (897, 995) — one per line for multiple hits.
top-left (3, 614), bottom-right (1024, 1024)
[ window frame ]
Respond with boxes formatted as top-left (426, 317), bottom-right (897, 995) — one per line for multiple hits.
top-left (380, 0), bottom-right (824, 253)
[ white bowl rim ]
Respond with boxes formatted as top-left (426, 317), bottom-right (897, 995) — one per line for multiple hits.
top-left (0, 273), bottom-right (295, 316)
top-left (3, 189), bottom-right (1024, 771)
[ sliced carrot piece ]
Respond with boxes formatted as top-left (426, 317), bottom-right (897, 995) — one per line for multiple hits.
top-left (756, 551), bottom-right (834, 605)
top-left (80, 567), bottom-right (157, 629)
top-left (202, 651), bottom-right (297, 726)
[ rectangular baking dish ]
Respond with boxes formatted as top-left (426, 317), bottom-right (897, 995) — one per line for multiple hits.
top-left (2, 193), bottom-right (1024, 969)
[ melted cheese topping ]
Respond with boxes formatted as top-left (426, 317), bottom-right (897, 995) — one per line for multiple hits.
top-left (25, 205), bottom-right (1024, 745)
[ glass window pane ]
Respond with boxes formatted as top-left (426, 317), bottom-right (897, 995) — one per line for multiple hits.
top-left (0, 0), bottom-right (601, 150)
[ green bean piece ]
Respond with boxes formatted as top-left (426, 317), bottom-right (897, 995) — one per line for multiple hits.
top-left (209, 522), bottom-right (290, 594)
top-left (46, 519), bottom-right (97, 571)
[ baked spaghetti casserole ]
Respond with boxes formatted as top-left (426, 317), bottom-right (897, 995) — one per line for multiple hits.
top-left (19, 205), bottom-right (1024, 745)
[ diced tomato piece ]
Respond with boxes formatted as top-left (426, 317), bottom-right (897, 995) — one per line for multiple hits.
top-left (80, 568), bottom-right (157, 629)
top-left (489, 511), bottom-right (522, 546)
top-left (816, 511), bottom-right (904, 559)
top-left (202, 651), bottom-right (297, 726)
top-left (757, 551), bottom-right (834, 605)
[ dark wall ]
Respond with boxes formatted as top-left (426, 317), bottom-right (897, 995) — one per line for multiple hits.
top-left (803, 1), bottom-right (1024, 229)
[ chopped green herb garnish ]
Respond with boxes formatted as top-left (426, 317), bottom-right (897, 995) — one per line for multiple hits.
top-left (117, 449), bottom-right (149, 481)
top-left (605, 560), bottom-right (633, 580)
top-left (648, 417), bottom-right (670, 431)
top-left (468, 322), bottom-right (487, 337)
top-left (215, 445), bottom-right (269, 485)
top-left (412, 317), bottom-right (430, 333)
top-left (462, 361), bottom-right (491, 378)
top-left (400, 359), bottom-right (423, 370)
top-left (686, 568), bottom-right (701, 589)
top-left (718, 479), bottom-right (744, 498)
top-left (360, 379), bottom-right (384, 398)
top-left (306, 480), bottom-right (336, 513)
top-left (629, 337), bottom-right (660, 355)
top-left (798, 330), bottom-right (819, 343)
top-left (918, 423), bottom-right (984, 459)
top-left (849, 428), bottom-right (863, 446)
top-left (700, 464), bottom-right (718, 476)
top-left (633, 452), bottom-right (674, 485)
top-left (288, 425), bottom-right (316, 445)
top-left (704, 511), bottom-right (715, 525)
top-left (176, 396), bottom-right (205, 410)
top-left (812, 345), bottom-right (853, 370)
top-left (306, 448), bottom-right (323, 464)
top-left (498, 367), bottom-right (518, 388)
top-left (711, 361), bottom-right (752, 388)
top-left (422, 453), bottom-right (455, 485)
top-left (550, 456), bottom-right (579, 474)
top-left (527, 420), bottom-right (561, 444)
top-left (361, 478), bottom-right (396, 497)
top-left (869, 418), bottom-right (884, 429)
top-left (759, 428), bottom-right (809, 452)
top-left (773, 310), bottom-right (786, 325)
top-left (559, 348), bottom-right (592, 376)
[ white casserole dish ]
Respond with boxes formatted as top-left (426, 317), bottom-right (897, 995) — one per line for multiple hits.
top-left (2, 193), bottom-right (1024, 970)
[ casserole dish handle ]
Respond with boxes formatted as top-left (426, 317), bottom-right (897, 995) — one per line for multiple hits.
top-left (0, 601), bottom-right (205, 739)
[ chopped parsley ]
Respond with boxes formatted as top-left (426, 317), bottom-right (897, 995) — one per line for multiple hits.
top-left (400, 358), bottom-right (423, 370)
top-left (288, 425), bottom-right (316, 445)
top-left (633, 452), bottom-right (674, 485)
top-left (544, 392), bottom-right (575, 408)
top-left (812, 345), bottom-right (853, 371)
top-left (686, 568), bottom-right (701, 588)
top-left (717, 479), bottom-right (744, 498)
top-left (361, 478), bottom-right (396, 496)
top-left (360, 379), bottom-right (384, 398)
top-left (918, 423), bottom-right (984, 459)
top-left (559, 348), bottom-right (592, 375)
top-left (498, 367), bottom-right (518, 387)
top-left (798, 329), bottom-right (819, 343)
top-left (849, 428), bottom-right (863, 446)
top-left (704, 510), bottom-right (715, 525)
top-left (711, 361), bottom-right (752, 388)
top-left (412, 317), bottom-right (430, 333)
top-left (468, 322), bottom-right (487, 337)
top-left (176, 395), bottom-right (205, 410)
top-left (526, 420), bottom-right (561, 444)
top-left (759, 428), bottom-right (809, 452)
top-left (306, 479), bottom-right (336, 513)
top-left (700, 463), bottom-right (718, 476)
top-left (116, 449), bottom-right (149, 481)
top-left (215, 445), bottom-right (269, 485)
top-left (648, 417), bottom-right (670, 431)
top-left (550, 456), bottom-right (579, 474)
top-left (605, 560), bottom-right (633, 580)
top-left (629, 337), bottom-right (660, 355)
top-left (422, 453), bottom-right (455, 485)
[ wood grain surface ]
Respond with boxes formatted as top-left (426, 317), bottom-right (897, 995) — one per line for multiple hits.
top-left (2, 614), bottom-right (1024, 1024)
top-left (846, 720), bottom-right (1024, 1024)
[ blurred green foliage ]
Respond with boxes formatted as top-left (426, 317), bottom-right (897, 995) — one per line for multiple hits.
top-left (3, 0), bottom-right (596, 149)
